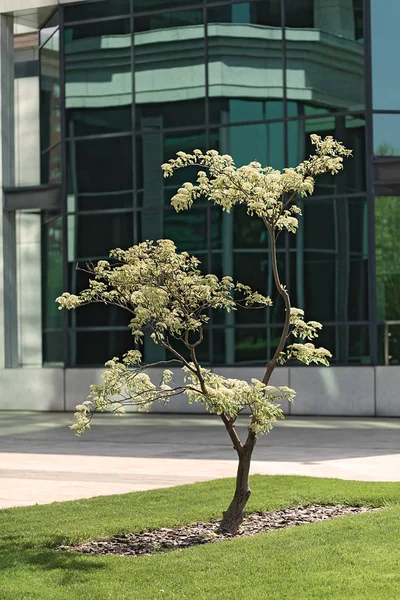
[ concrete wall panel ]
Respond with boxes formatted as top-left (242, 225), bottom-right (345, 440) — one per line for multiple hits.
top-left (376, 367), bottom-right (400, 417)
top-left (0, 367), bottom-right (63, 410)
top-left (290, 366), bottom-right (375, 416)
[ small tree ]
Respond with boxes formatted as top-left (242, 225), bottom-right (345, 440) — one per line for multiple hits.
top-left (57, 134), bottom-right (350, 534)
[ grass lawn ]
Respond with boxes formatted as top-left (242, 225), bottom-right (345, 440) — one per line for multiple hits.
top-left (1, 475), bottom-right (400, 599)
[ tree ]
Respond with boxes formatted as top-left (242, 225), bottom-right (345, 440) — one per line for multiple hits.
top-left (57, 134), bottom-right (351, 534)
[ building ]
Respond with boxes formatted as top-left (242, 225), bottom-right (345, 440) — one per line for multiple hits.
top-left (0, 0), bottom-right (398, 415)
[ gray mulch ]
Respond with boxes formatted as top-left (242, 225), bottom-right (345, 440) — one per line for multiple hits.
top-left (59, 504), bottom-right (379, 558)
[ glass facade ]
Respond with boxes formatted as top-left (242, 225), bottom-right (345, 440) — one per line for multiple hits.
top-left (36, 0), bottom-right (398, 367)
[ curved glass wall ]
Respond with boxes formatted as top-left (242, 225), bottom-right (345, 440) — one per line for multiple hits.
top-left (41, 0), bottom-right (369, 366)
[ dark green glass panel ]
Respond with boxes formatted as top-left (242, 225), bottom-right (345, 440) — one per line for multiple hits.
top-left (135, 8), bottom-right (203, 32)
top-left (133, 0), bottom-right (201, 13)
top-left (43, 331), bottom-right (64, 365)
top-left (42, 212), bottom-right (63, 330)
top-left (69, 330), bottom-right (135, 367)
top-left (207, 2), bottom-right (281, 26)
top-left (291, 196), bottom-right (368, 323)
top-left (375, 196), bottom-right (400, 322)
top-left (137, 99), bottom-right (206, 131)
top-left (309, 324), bottom-right (370, 365)
top-left (67, 265), bottom-right (132, 329)
top-left (235, 327), bottom-right (268, 363)
top-left (42, 212), bottom-right (63, 365)
top-left (67, 136), bottom-right (133, 196)
top-left (234, 206), bottom-right (269, 249)
top-left (209, 99), bottom-right (283, 126)
top-left (164, 208), bottom-right (208, 253)
top-left (223, 121), bottom-right (284, 170)
top-left (137, 130), bottom-right (207, 210)
top-left (288, 115), bottom-right (366, 195)
top-left (64, 1), bottom-right (131, 22)
top-left (67, 107), bottom-right (131, 137)
top-left (234, 252), bottom-right (285, 325)
top-left (285, 0), bottom-right (313, 27)
top-left (67, 211), bottom-right (134, 259)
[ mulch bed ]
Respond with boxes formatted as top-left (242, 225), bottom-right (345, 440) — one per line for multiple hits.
top-left (59, 504), bottom-right (380, 558)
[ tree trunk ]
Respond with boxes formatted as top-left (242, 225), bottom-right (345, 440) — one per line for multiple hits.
top-left (219, 446), bottom-right (254, 535)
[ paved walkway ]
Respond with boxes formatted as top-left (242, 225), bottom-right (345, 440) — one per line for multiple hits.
top-left (1, 412), bottom-right (400, 508)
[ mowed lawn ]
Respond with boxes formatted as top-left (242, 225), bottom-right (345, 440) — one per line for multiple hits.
top-left (1, 475), bottom-right (400, 600)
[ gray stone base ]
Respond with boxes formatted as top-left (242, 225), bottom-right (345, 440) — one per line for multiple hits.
top-left (0, 366), bottom-right (399, 416)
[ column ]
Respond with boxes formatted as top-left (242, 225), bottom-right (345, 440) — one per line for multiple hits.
top-left (0, 14), bottom-right (18, 368)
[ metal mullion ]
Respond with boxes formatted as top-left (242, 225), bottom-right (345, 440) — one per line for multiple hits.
top-left (64, 14), bottom-right (131, 27)
top-left (132, 3), bottom-right (204, 18)
top-left (364, 0), bottom-right (378, 365)
top-left (59, 5), bottom-right (69, 374)
top-left (65, 131), bottom-right (132, 143)
top-left (130, 0), bottom-right (138, 244)
top-left (39, 25), bottom-right (59, 50)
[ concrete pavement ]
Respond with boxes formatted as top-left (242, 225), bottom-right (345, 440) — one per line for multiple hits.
top-left (1, 412), bottom-right (400, 508)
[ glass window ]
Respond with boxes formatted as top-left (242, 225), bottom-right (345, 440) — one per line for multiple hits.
top-left (209, 98), bottom-right (283, 125)
top-left (310, 324), bottom-right (370, 365)
top-left (373, 114), bottom-right (400, 156)
top-left (207, 1), bottom-right (281, 27)
top-left (67, 136), bottom-right (133, 208)
top-left (40, 26), bottom-right (60, 181)
top-left (64, 19), bottom-right (132, 128)
top-left (42, 212), bottom-right (63, 363)
top-left (287, 0), bottom-right (364, 112)
top-left (134, 10), bottom-right (205, 126)
top-left (207, 3), bottom-right (283, 107)
top-left (64, 0), bottom-right (131, 22)
top-left (285, 0), bottom-right (313, 28)
top-left (371, 0), bottom-right (400, 110)
top-left (291, 197), bottom-right (368, 323)
top-left (69, 330), bottom-right (134, 367)
top-left (222, 121), bottom-right (284, 170)
top-left (235, 327), bottom-right (268, 363)
top-left (41, 144), bottom-right (61, 185)
top-left (164, 207), bottom-right (208, 253)
top-left (288, 115), bottom-right (366, 195)
top-left (375, 195), bottom-right (400, 322)
top-left (133, 0), bottom-right (201, 13)
top-left (67, 211), bottom-right (135, 260)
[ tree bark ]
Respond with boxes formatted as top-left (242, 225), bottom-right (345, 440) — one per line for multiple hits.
top-left (219, 444), bottom-right (255, 534)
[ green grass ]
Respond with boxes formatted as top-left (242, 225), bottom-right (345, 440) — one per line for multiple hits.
top-left (1, 475), bottom-right (400, 599)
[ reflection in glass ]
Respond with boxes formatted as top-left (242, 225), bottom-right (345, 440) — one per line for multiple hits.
top-left (40, 26), bottom-right (60, 183)
top-left (288, 115), bottom-right (365, 195)
top-left (134, 10), bottom-right (205, 128)
top-left (69, 330), bottom-right (134, 367)
top-left (67, 136), bottom-right (133, 210)
top-left (286, 0), bottom-right (364, 112)
top-left (373, 115), bottom-right (400, 156)
top-left (67, 211), bottom-right (134, 260)
top-left (371, 0), bottom-right (400, 109)
top-left (375, 196), bottom-right (400, 322)
top-left (41, 144), bottom-right (61, 185)
top-left (291, 196), bottom-right (368, 363)
top-left (207, 3), bottom-right (283, 105)
top-left (64, 19), bottom-right (132, 131)
top-left (207, 1), bottom-right (281, 26)
top-left (64, 0), bottom-right (130, 22)
top-left (42, 212), bottom-right (63, 364)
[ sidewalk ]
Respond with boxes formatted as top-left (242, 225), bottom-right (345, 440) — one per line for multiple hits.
top-left (1, 412), bottom-right (400, 508)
